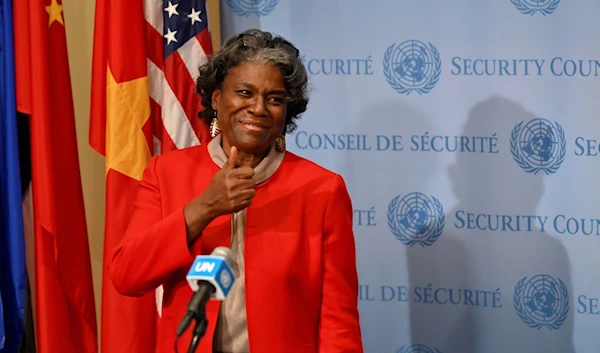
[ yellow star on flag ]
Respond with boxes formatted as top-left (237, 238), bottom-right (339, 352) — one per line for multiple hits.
top-left (45, 0), bottom-right (64, 26)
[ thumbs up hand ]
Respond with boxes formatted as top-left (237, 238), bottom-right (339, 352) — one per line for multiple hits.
top-left (203, 145), bottom-right (256, 216)
top-left (184, 146), bottom-right (256, 243)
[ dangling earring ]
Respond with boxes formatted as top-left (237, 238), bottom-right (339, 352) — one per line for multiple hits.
top-left (210, 111), bottom-right (220, 137)
top-left (275, 135), bottom-right (286, 152)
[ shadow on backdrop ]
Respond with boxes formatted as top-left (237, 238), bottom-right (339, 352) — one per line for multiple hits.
top-left (407, 95), bottom-right (574, 353)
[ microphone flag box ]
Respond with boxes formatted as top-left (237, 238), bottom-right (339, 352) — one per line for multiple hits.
top-left (186, 255), bottom-right (235, 300)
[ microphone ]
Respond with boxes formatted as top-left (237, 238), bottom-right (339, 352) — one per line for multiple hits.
top-left (176, 246), bottom-right (236, 338)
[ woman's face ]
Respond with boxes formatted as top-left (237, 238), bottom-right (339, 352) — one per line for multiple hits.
top-left (212, 62), bottom-right (288, 155)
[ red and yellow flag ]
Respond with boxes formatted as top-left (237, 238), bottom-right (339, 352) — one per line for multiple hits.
top-left (89, 0), bottom-right (158, 352)
top-left (13, 0), bottom-right (98, 351)
top-left (90, 0), bottom-right (213, 351)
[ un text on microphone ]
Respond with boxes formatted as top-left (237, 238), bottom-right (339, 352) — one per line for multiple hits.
top-left (186, 253), bottom-right (235, 300)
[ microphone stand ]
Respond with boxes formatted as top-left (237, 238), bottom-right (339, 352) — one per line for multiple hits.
top-left (183, 210), bottom-right (243, 353)
top-left (186, 309), bottom-right (208, 353)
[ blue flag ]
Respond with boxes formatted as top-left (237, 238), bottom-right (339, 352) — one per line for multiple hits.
top-left (0, 0), bottom-right (27, 350)
top-left (0, 297), bottom-right (4, 350)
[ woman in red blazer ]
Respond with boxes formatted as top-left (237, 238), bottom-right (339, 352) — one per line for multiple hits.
top-left (109, 28), bottom-right (363, 353)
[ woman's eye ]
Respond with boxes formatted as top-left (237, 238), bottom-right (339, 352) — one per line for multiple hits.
top-left (269, 97), bottom-right (285, 105)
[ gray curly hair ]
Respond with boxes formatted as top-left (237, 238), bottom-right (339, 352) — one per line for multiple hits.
top-left (196, 28), bottom-right (309, 134)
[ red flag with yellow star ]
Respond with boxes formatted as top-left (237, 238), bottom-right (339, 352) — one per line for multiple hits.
top-left (88, 0), bottom-right (158, 351)
top-left (89, 0), bottom-right (213, 351)
top-left (13, 0), bottom-right (98, 352)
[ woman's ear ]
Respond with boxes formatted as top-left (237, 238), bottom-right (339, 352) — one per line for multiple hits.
top-left (211, 89), bottom-right (221, 110)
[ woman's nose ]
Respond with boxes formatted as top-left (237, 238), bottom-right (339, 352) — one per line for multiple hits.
top-left (248, 96), bottom-right (267, 116)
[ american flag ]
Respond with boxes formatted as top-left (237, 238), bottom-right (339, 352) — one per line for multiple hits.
top-left (146, 0), bottom-right (213, 156)
top-left (145, 0), bottom-right (214, 316)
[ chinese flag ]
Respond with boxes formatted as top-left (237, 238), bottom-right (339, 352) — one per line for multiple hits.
top-left (89, 0), bottom-right (159, 352)
top-left (12, 0), bottom-right (98, 352)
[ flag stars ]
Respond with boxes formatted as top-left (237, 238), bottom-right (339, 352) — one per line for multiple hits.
top-left (164, 1), bottom-right (179, 18)
top-left (162, 2), bottom-right (206, 48)
top-left (188, 8), bottom-right (202, 25)
top-left (45, 0), bottom-right (64, 26)
top-left (164, 28), bottom-right (178, 45)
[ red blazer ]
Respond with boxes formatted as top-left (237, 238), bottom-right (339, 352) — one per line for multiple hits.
top-left (108, 143), bottom-right (363, 353)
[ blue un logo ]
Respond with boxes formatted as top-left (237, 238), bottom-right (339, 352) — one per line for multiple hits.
top-left (397, 344), bottom-right (443, 353)
top-left (510, 118), bottom-right (566, 175)
top-left (511, 0), bottom-right (561, 16)
top-left (226, 0), bottom-right (278, 17)
top-left (383, 40), bottom-right (442, 95)
top-left (514, 274), bottom-right (569, 331)
top-left (387, 192), bottom-right (444, 247)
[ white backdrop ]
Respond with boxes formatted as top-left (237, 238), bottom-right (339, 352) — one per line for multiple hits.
top-left (220, 1), bottom-right (600, 352)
